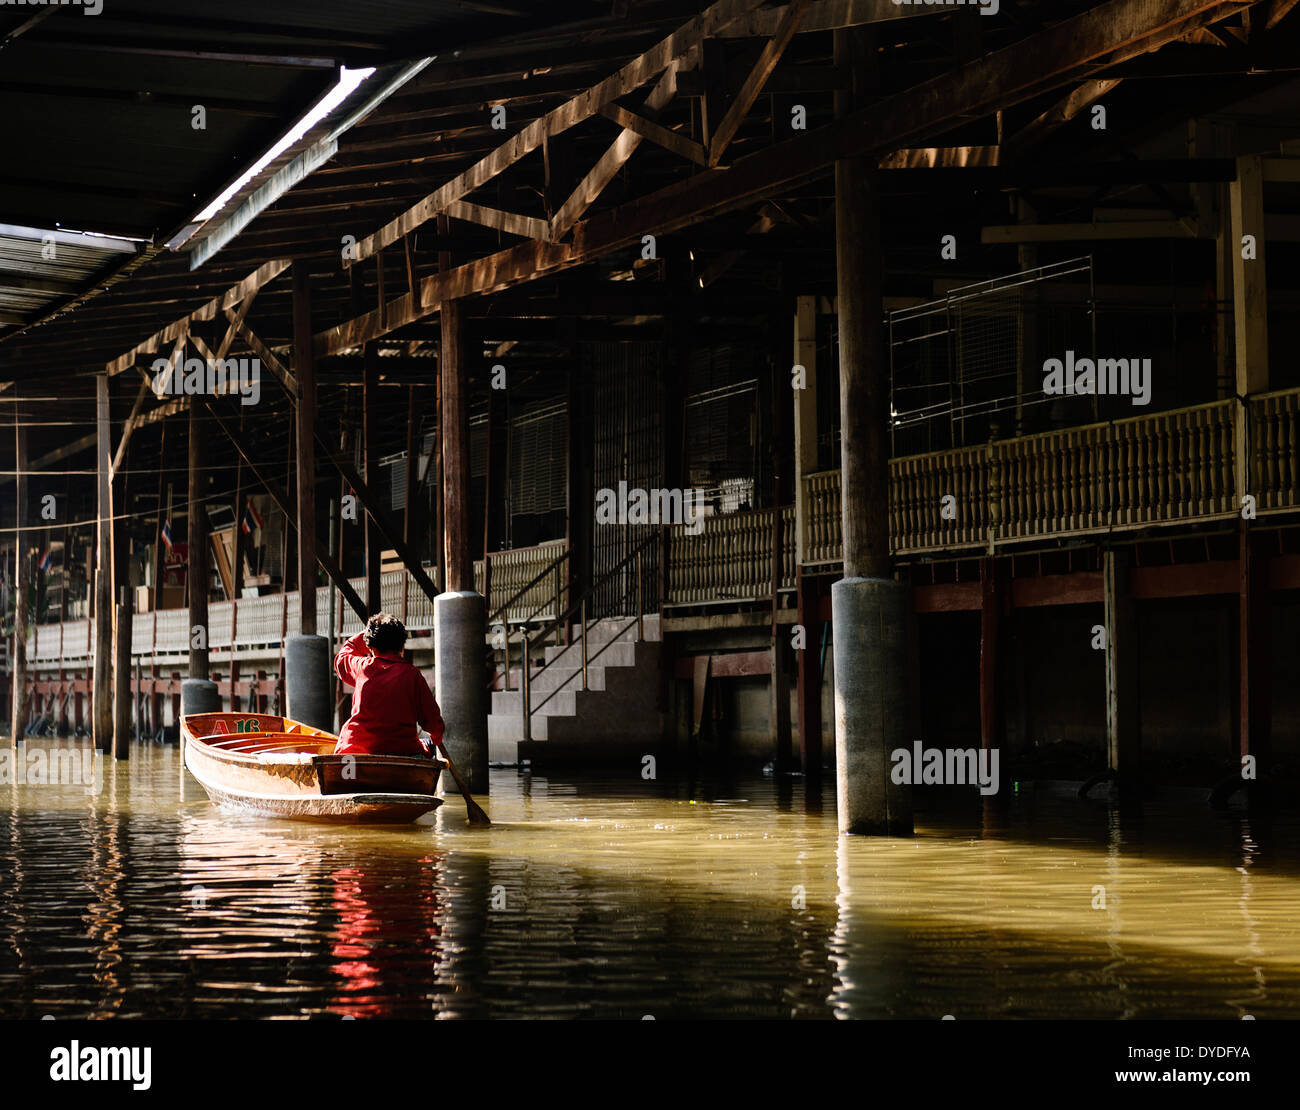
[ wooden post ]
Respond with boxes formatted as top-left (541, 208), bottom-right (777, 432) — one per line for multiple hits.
top-left (10, 422), bottom-right (28, 745)
top-left (113, 587), bottom-right (132, 759)
top-left (1230, 154), bottom-right (1269, 397)
top-left (230, 432), bottom-right (245, 711)
top-left (835, 30), bottom-right (889, 583)
top-left (187, 398), bottom-right (210, 681)
top-left (363, 342), bottom-right (382, 614)
top-left (792, 295), bottom-right (818, 565)
top-left (979, 557), bottom-right (1002, 753)
top-left (441, 298), bottom-right (472, 592)
top-left (795, 568), bottom-right (822, 777)
top-left (93, 374), bottom-right (114, 752)
top-left (1239, 524), bottom-right (1271, 767)
top-left (293, 260), bottom-right (318, 635)
top-left (831, 25), bottom-right (909, 835)
top-left (771, 314), bottom-right (792, 772)
top-left (1103, 548), bottom-right (1140, 793)
top-left (402, 385), bottom-right (419, 623)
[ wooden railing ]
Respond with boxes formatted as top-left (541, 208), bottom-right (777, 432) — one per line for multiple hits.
top-left (806, 397), bottom-right (1242, 561)
top-left (475, 539), bottom-right (568, 622)
top-left (1251, 388), bottom-right (1300, 512)
top-left (666, 506), bottom-right (795, 604)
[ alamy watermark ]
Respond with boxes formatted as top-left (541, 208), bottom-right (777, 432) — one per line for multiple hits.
top-left (0, 745), bottom-right (103, 795)
top-left (1, 0), bottom-right (102, 14)
top-left (595, 481), bottom-right (705, 535)
top-left (892, 0), bottom-right (998, 15)
top-left (1043, 350), bottom-right (1152, 407)
top-left (890, 742), bottom-right (1000, 796)
top-left (151, 356), bottom-right (261, 406)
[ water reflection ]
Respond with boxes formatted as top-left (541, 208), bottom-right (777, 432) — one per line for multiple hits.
top-left (0, 747), bottom-right (1298, 1018)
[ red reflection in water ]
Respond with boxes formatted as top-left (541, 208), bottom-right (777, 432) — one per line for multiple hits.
top-left (327, 856), bottom-right (443, 1018)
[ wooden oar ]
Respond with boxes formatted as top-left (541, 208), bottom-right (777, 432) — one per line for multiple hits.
top-left (436, 745), bottom-right (490, 825)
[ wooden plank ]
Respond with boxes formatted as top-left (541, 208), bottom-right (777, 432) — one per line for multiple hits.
top-left (364, 343), bottom-right (382, 614)
top-left (708, 0), bottom-right (813, 166)
top-left (982, 219), bottom-right (1203, 243)
top-left (979, 558), bottom-right (1001, 753)
top-left (345, 0), bottom-right (767, 266)
top-left (1103, 549), bottom-right (1139, 788)
top-left (187, 398), bottom-right (212, 677)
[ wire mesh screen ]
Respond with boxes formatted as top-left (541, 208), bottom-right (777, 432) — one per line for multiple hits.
top-left (509, 399), bottom-right (567, 517)
top-left (889, 257), bottom-right (1095, 453)
top-left (588, 340), bottom-right (663, 617)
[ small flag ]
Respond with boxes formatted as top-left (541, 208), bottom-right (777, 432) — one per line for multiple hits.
top-left (241, 501), bottom-right (263, 536)
top-left (161, 519), bottom-right (174, 550)
top-left (37, 548), bottom-right (52, 573)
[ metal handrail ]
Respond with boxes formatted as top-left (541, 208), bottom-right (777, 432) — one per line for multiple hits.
top-left (486, 546), bottom-right (571, 628)
top-left (514, 531), bottom-right (658, 740)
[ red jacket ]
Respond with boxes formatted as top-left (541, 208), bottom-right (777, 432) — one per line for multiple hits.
top-left (333, 632), bottom-right (444, 756)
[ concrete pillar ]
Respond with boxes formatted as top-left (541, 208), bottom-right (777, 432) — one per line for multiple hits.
top-left (285, 634), bottom-right (331, 732)
top-left (831, 25), bottom-right (911, 836)
top-left (181, 677), bottom-right (220, 717)
top-left (434, 591), bottom-right (488, 792)
top-left (832, 577), bottom-right (910, 835)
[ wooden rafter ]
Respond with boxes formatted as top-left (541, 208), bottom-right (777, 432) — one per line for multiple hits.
top-left (707, 0), bottom-right (813, 166)
top-left (315, 0), bottom-right (1257, 358)
top-left (551, 59), bottom-right (684, 240)
top-left (343, 0), bottom-right (767, 266)
top-left (105, 258), bottom-right (290, 376)
top-left (596, 102), bottom-right (709, 166)
top-left (1005, 79), bottom-right (1123, 151)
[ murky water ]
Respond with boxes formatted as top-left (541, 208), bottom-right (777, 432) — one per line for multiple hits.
top-left (1, 740), bottom-right (1298, 1019)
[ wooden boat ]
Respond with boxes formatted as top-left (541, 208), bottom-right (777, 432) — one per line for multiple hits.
top-left (182, 712), bottom-right (444, 823)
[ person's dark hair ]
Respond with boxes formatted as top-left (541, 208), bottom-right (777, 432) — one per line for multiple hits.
top-left (364, 612), bottom-right (407, 654)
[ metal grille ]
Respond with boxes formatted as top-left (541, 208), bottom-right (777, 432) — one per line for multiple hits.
top-left (888, 257), bottom-right (1095, 452)
top-left (588, 340), bottom-right (662, 617)
top-left (509, 399), bottom-right (566, 517)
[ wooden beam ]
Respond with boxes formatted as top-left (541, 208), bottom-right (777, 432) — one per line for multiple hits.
top-left (206, 406), bottom-right (367, 621)
top-left (446, 200), bottom-right (549, 240)
top-left (982, 218), bottom-right (1204, 242)
top-left (707, 0), bottom-right (813, 166)
top-left (312, 428), bottom-right (442, 608)
top-left (315, 0), bottom-right (1251, 357)
top-left (110, 380), bottom-right (151, 476)
top-left (551, 59), bottom-right (684, 240)
top-left (442, 299), bottom-right (472, 592)
top-left (105, 258), bottom-right (290, 376)
top-left (1005, 78), bottom-right (1123, 151)
top-left (226, 313), bottom-right (299, 397)
top-left (345, 0), bottom-right (766, 266)
top-left (364, 344), bottom-right (382, 614)
top-left (596, 102), bottom-right (709, 165)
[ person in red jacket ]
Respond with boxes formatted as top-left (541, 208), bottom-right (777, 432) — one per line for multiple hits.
top-left (334, 612), bottom-right (444, 757)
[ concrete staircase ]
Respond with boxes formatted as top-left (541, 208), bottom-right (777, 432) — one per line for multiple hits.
top-left (488, 614), bottom-right (662, 763)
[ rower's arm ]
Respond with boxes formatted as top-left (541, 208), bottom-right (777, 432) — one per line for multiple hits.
top-left (335, 632), bottom-right (369, 686)
top-left (415, 672), bottom-right (445, 746)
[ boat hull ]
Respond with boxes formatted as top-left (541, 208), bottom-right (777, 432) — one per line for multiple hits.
top-left (182, 713), bottom-right (444, 825)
